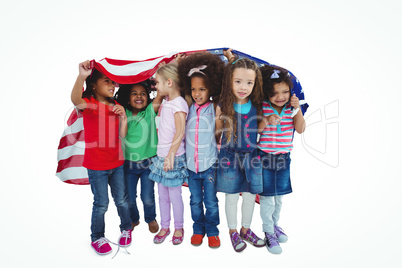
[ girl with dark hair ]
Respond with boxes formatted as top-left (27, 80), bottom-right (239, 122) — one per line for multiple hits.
top-left (70, 61), bottom-right (132, 255)
top-left (215, 56), bottom-right (265, 253)
top-left (115, 79), bottom-right (162, 235)
top-left (258, 65), bottom-right (305, 254)
top-left (177, 52), bottom-right (224, 248)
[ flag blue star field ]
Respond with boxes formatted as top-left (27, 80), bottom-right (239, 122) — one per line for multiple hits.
top-left (56, 48), bottom-right (308, 185)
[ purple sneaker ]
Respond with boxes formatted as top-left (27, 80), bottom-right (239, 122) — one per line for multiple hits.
top-left (118, 229), bottom-right (132, 247)
top-left (274, 226), bottom-right (288, 243)
top-left (240, 229), bottom-right (265, 247)
top-left (230, 232), bottom-right (247, 252)
top-left (264, 232), bottom-right (282, 254)
top-left (91, 237), bottom-right (112, 255)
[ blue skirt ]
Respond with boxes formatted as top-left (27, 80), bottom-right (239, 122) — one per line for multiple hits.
top-left (148, 154), bottom-right (189, 187)
top-left (216, 148), bottom-right (262, 194)
top-left (259, 150), bottom-right (292, 196)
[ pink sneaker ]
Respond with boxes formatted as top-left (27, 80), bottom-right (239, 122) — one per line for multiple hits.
top-left (118, 229), bottom-right (132, 247)
top-left (91, 237), bottom-right (112, 255)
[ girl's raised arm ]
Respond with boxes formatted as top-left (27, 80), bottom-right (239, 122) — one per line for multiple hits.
top-left (290, 94), bottom-right (306, 134)
top-left (71, 61), bottom-right (91, 110)
top-left (152, 90), bottom-right (163, 114)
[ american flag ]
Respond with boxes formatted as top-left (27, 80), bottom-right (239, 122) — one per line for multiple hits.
top-left (56, 48), bottom-right (308, 185)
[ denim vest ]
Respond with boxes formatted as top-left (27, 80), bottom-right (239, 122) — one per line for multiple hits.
top-left (185, 102), bottom-right (218, 173)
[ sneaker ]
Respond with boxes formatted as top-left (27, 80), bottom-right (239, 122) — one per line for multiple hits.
top-left (119, 229), bottom-right (132, 247)
top-left (230, 232), bottom-right (247, 252)
top-left (191, 234), bottom-right (204, 246)
top-left (208, 236), bottom-right (220, 248)
top-left (91, 237), bottom-right (112, 255)
top-left (240, 229), bottom-right (265, 247)
top-left (154, 228), bottom-right (170, 244)
top-left (274, 226), bottom-right (288, 243)
top-left (148, 220), bottom-right (159, 233)
top-left (264, 232), bottom-right (282, 254)
top-left (172, 228), bottom-right (184, 245)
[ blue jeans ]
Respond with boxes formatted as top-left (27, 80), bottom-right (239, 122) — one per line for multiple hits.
top-left (88, 165), bottom-right (131, 242)
top-left (124, 159), bottom-right (156, 224)
top-left (188, 166), bottom-right (219, 237)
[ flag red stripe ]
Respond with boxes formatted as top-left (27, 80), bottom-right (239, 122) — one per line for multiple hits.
top-left (57, 155), bottom-right (85, 173)
top-left (58, 131), bottom-right (85, 150)
top-left (63, 179), bottom-right (89, 185)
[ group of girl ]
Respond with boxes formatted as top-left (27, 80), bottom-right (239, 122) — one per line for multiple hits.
top-left (70, 49), bottom-right (305, 256)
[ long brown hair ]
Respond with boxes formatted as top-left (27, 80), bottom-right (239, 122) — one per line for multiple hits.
top-left (219, 58), bottom-right (263, 143)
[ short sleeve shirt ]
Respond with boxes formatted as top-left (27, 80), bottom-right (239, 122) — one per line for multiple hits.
top-left (81, 97), bottom-right (124, 170)
top-left (123, 103), bottom-right (158, 161)
top-left (157, 96), bottom-right (189, 158)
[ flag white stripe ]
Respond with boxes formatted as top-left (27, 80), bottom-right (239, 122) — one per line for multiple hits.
top-left (56, 167), bottom-right (88, 182)
top-left (61, 117), bottom-right (84, 138)
top-left (99, 52), bottom-right (177, 76)
top-left (57, 142), bottom-right (85, 161)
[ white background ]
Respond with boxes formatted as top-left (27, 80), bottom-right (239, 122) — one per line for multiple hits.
top-left (0, 0), bottom-right (401, 267)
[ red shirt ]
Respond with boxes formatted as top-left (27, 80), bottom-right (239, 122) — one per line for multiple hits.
top-left (81, 97), bottom-right (124, 170)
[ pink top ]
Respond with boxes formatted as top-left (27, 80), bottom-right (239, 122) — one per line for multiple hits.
top-left (157, 96), bottom-right (189, 158)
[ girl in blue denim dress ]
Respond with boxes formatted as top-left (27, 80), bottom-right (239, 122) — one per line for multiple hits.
top-left (215, 57), bottom-right (265, 252)
top-left (115, 79), bottom-right (162, 234)
top-left (178, 52), bottom-right (224, 248)
top-left (257, 65), bottom-right (306, 254)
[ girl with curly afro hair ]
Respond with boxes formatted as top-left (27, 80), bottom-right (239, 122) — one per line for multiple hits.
top-left (177, 52), bottom-right (224, 248)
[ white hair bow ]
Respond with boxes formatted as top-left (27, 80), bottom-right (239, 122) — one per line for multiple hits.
top-left (187, 65), bottom-right (207, 77)
top-left (271, 69), bottom-right (281, 79)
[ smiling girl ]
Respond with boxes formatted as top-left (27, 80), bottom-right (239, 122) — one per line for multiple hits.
top-left (257, 65), bottom-right (305, 254)
top-left (215, 57), bottom-right (265, 253)
top-left (116, 79), bottom-right (163, 235)
top-left (71, 61), bottom-right (132, 255)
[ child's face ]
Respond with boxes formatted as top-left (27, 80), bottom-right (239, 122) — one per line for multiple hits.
top-left (129, 84), bottom-right (148, 111)
top-left (232, 68), bottom-right (255, 104)
top-left (269, 81), bottom-right (291, 109)
top-left (94, 74), bottom-right (116, 99)
top-left (155, 74), bottom-right (168, 96)
top-left (191, 76), bottom-right (210, 106)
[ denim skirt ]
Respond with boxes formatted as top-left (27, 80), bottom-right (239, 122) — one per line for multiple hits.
top-left (259, 150), bottom-right (292, 196)
top-left (216, 148), bottom-right (262, 194)
top-left (148, 154), bottom-right (189, 187)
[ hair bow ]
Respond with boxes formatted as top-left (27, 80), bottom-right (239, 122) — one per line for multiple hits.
top-left (187, 65), bottom-right (207, 77)
top-left (271, 69), bottom-right (281, 79)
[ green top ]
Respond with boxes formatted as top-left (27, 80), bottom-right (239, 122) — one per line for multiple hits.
top-left (123, 103), bottom-right (158, 161)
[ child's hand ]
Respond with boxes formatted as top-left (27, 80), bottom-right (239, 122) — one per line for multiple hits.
top-left (290, 94), bottom-right (300, 109)
top-left (266, 114), bottom-right (282, 125)
top-left (78, 60), bottom-right (93, 79)
top-left (223, 48), bottom-right (235, 62)
top-left (113, 104), bottom-right (127, 120)
top-left (163, 154), bottom-right (174, 172)
top-left (175, 53), bottom-right (186, 64)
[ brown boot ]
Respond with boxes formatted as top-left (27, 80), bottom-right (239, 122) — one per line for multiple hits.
top-left (131, 221), bottom-right (140, 230)
top-left (148, 220), bottom-right (159, 233)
